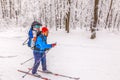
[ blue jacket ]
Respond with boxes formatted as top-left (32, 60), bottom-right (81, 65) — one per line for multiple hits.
top-left (35, 34), bottom-right (52, 51)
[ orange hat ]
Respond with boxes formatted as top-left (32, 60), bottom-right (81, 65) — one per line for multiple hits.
top-left (42, 27), bottom-right (48, 33)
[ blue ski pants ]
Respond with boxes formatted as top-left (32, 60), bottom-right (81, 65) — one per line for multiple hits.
top-left (32, 50), bottom-right (47, 74)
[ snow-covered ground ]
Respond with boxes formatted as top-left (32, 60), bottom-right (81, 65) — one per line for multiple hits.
top-left (0, 28), bottom-right (120, 80)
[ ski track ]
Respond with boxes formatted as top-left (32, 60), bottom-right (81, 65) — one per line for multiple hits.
top-left (0, 55), bottom-right (18, 58)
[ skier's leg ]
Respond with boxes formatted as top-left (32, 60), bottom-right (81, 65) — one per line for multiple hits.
top-left (41, 53), bottom-right (47, 71)
top-left (32, 50), bottom-right (41, 74)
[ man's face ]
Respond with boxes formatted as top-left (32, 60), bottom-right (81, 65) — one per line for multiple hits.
top-left (44, 31), bottom-right (49, 37)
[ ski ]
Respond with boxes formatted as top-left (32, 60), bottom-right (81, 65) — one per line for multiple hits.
top-left (28, 68), bottom-right (80, 80)
top-left (18, 69), bottom-right (50, 80)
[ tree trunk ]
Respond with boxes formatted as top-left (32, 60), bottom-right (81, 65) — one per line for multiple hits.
top-left (105, 0), bottom-right (113, 29)
top-left (65, 0), bottom-right (70, 33)
top-left (117, 16), bottom-right (120, 31)
top-left (113, 13), bottom-right (118, 29)
top-left (0, 0), bottom-right (4, 18)
top-left (9, 0), bottom-right (15, 19)
top-left (9, 0), bottom-right (12, 19)
top-left (1, 0), bottom-right (6, 18)
top-left (90, 0), bottom-right (99, 39)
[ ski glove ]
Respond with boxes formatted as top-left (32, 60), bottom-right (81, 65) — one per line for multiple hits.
top-left (52, 43), bottom-right (56, 47)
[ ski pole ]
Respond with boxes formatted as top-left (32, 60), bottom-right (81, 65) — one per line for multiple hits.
top-left (21, 57), bottom-right (33, 65)
top-left (22, 49), bottom-right (50, 78)
top-left (22, 68), bottom-right (31, 78)
top-left (21, 48), bottom-right (51, 65)
top-left (22, 37), bottom-right (29, 45)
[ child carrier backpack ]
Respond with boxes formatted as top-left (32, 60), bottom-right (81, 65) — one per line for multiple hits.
top-left (27, 21), bottom-right (42, 48)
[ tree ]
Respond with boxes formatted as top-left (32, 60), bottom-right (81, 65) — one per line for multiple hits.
top-left (0, 0), bottom-right (8, 18)
top-left (65, 0), bottom-right (70, 33)
top-left (90, 0), bottom-right (99, 39)
top-left (105, 0), bottom-right (113, 29)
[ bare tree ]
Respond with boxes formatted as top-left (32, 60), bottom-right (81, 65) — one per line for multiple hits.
top-left (90, 0), bottom-right (99, 39)
top-left (105, 0), bottom-right (113, 29)
top-left (9, 0), bottom-right (15, 19)
top-left (65, 0), bottom-right (70, 33)
top-left (117, 15), bottom-right (120, 31)
top-left (1, 0), bottom-right (8, 18)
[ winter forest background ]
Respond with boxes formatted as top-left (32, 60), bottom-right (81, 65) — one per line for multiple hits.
top-left (0, 1), bottom-right (120, 80)
top-left (0, 0), bottom-right (120, 39)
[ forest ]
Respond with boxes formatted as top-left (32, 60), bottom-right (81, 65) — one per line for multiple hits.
top-left (0, 1), bottom-right (120, 80)
top-left (0, 0), bottom-right (120, 39)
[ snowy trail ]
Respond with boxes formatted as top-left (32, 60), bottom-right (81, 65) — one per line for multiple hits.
top-left (0, 29), bottom-right (120, 80)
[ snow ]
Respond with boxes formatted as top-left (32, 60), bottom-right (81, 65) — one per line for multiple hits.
top-left (0, 28), bottom-right (120, 80)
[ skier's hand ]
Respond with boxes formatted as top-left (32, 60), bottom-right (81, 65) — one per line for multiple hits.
top-left (52, 43), bottom-right (56, 47)
top-left (33, 37), bottom-right (36, 41)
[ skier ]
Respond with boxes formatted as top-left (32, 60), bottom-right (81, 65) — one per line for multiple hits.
top-left (32, 26), bottom-right (56, 76)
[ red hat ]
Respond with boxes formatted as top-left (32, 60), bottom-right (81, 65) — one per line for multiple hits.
top-left (42, 27), bottom-right (48, 33)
